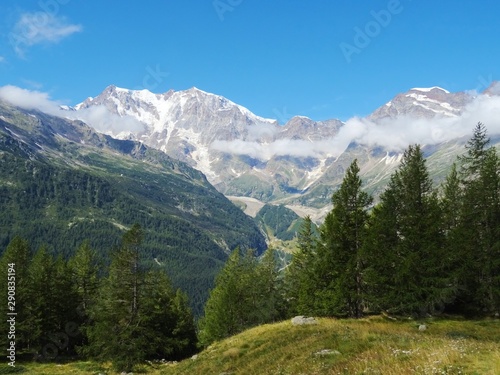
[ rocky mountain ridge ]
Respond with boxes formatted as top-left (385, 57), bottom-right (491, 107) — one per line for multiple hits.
top-left (69, 83), bottom-right (500, 220)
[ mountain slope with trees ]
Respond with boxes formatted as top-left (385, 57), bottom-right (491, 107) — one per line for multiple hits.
top-left (0, 100), bottom-right (266, 314)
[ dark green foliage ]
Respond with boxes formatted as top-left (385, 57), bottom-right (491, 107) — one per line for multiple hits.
top-left (316, 160), bottom-right (373, 318)
top-left (364, 145), bottom-right (452, 316)
top-left (0, 150), bottom-right (263, 315)
top-left (68, 240), bottom-right (101, 318)
top-left (285, 216), bottom-right (319, 316)
top-left (24, 246), bottom-right (80, 355)
top-left (199, 247), bottom-right (283, 346)
top-left (451, 123), bottom-right (500, 315)
top-left (0, 101), bottom-right (266, 316)
top-left (83, 225), bottom-right (197, 372)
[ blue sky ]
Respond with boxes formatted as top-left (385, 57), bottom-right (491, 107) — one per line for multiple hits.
top-left (1, 0), bottom-right (499, 123)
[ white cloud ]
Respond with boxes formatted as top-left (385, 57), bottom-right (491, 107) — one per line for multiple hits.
top-left (73, 106), bottom-right (146, 135)
top-left (0, 85), bottom-right (145, 135)
top-left (1, 85), bottom-right (498, 161)
top-left (0, 56), bottom-right (5, 63)
top-left (0, 85), bottom-right (61, 113)
top-left (10, 12), bottom-right (82, 57)
top-left (211, 94), bottom-right (500, 161)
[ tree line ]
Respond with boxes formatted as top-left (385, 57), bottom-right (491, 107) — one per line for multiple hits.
top-left (199, 123), bottom-right (499, 345)
top-left (0, 123), bottom-right (498, 369)
top-left (0, 224), bottom-right (197, 372)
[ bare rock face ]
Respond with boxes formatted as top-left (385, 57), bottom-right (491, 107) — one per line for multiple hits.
top-left (291, 316), bottom-right (317, 325)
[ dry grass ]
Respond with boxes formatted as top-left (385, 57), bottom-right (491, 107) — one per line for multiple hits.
top-left (1, 317), bottom-right (498, 374)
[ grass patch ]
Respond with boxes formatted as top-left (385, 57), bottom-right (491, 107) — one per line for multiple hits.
top-left (3, 317), bottom-right (498, 374)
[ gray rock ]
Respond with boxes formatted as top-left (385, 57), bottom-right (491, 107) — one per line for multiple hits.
top-left (314, 349), bottom-right (341, 356)
top-left (291, 316), bottom-right (317, 325)
top-left (418, 324), bottom-right (427, 331)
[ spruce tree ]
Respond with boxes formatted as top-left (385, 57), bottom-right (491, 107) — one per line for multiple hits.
top-left (253, 248), bottom-right (283, 323)
top-left (23, 246), bottom-right (79, 357)
top-left (68, 240), bottom-right (101, 350)
top-left (455, 123), bottom-right (500, 314)
top-left (140, 269), bottom-right (197, 360)
top-left (85, 224), bottom-right (147, 372)
top-left (68, 240), bottom-right (101, 315)
top-left (285, 216), bottom-right (318, 316)
top-left (85, 224), bottom-right (196, 371)
top-left (316, 159), bottom-right (372, 317)
top-left (365, 145), bottom-right (451, 316)
top-left (198, 248), bottom-right (249, 346)
top-left (439, 163), bottom-right (463, 302)
top-left (198, 247), bottom-right (278, 346)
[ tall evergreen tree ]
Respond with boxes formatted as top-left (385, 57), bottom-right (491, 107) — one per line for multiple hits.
top-left (439, 163), bottom-right (463, 302)
top-left (365, 145), bottom-right (451, 316)
top-left (69, 240), bottom-right (101, 315)
top-left (455, 123), bottom-right (500, 314)
top-left (85, 224), bottom-right (195, 371)
top-left (68, 240), bottom-right (102, 351)
top-left (85, 224), bottom-right (146, 371)
top-left (140, 269), bottom-right (197, 360)
top-left (198, 248), bottom-right (251, 346)
top-left (316, 159), bottom-right (373, 317)
top-left (24, 246), bottom-right (78, 355)
top-left (198, 247), bottom-right (280, 346)
top-left (253, 248), bottom-right (283, 323)
top-left (285, 216), bottom-right (318, 316)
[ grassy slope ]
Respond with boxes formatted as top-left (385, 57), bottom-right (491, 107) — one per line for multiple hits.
top-left (6, 317), bottom-right (499, 374)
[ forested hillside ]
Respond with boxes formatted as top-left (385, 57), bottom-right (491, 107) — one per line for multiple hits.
top-left (0, 100), bottom-right (266, 314)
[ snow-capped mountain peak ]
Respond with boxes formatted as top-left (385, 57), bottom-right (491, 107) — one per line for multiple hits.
top-left (369, 86), bottom-right (472, 121)
top-left (410, 86), bottom-right (450, 94)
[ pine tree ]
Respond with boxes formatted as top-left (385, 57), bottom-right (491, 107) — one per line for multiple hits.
top-left (198, 248), bottom-right (248, 346)
top-left (198, 247), bottom-right (275, 346)
top-left (316, 159), bottom-right (373, 317)
top-left (365, 145), bottom-right (451, 316)
top-left (85, 224), bottom-right (196, 371)
top-left (439, 163), bottom-right (463, 302)
top-left (140, 270), bottom-right (197, 360)
top-left (253, 248), bottom-right (283, 323)
top-left (459, 122), bottom-right (491, 180)
top-left (68, 240), bottom-right (101, 351)
top-left (69, 240), bottom-right (101, 315)
top-left (285, 216), bottom-right (318, 316)
top-left (455, 123), bottom-right (500, 314)
top-left (23, 246), bottom-right (79, 356)
top-left (85, 224), bottom-right (147, 372)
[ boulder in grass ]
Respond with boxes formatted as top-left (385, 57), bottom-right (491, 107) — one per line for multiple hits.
top-left (418, 324), bottom-right (427, 331)
top-left (291, 316), bottom-right (317, 325)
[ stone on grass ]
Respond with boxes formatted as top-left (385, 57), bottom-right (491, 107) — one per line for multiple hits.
top-left (291, 316), bottom-right (317, 325)
top-left (314, 349), bottom-right (341, 356)
top-left (418, 324), bottom-right (427, 331)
